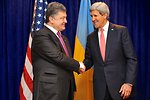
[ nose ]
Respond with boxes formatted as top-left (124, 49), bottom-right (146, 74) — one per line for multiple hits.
top-left (91, 17), bottom-right (95, 22)
top-left (64, 18), bottom-right (67, 23)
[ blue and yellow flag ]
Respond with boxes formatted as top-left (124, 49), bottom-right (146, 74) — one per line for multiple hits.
top-left (74, 0), bottom-right (94, 100)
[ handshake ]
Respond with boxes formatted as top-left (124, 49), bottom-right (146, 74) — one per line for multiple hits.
top-left (78, 62), bottom-right (86, 74)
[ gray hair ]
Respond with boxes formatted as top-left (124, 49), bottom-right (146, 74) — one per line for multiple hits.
top-left (90, 2), bottom-right (110, 19)
top-left (46, 2), bottom-right (66, 23)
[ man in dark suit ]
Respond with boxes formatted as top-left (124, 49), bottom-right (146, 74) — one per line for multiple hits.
top-left (31, 2), bottom-right (85, 100)
top-left (83, 2), bottom-right (137, 100)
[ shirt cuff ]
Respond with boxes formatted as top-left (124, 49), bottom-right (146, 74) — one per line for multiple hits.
top-left (79, 62), bottom-right (85, 69)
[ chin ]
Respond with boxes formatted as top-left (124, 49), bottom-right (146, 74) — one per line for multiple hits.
top-left (63, 27), bottom-right (66, 30)
top-left (94, 26), bottom-right (98, 28)
top-left (60, 28), bottom-right (65, 31)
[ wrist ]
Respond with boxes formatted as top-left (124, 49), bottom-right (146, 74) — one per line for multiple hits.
top-left (79, 62), bottom-right (85, 69)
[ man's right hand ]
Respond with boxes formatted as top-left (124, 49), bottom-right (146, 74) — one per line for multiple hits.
top-left (79, 62), bottom-right (86, 74)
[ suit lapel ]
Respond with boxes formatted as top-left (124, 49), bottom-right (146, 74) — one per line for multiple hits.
top-left (62, 35), bottom-right (72, 57)
top-left (85, 24), bottom-right (116, 62)
top-left (54, 34), bottom-right (71, 57)
top-left (45, 27), bottom-right (71, 56)
top-left (105, 23), bottom-right (115, 61)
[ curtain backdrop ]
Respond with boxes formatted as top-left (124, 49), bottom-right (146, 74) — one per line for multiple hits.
top-left (0, 0), bottom-right (34, 100)
top-left (0, 0), bottom-right (149, 100)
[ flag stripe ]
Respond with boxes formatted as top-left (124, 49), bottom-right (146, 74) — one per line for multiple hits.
top-left (75, 0), bottom-right (93, 49)
top-left (25, 55), bottom-right (33, 79)
top-left (74, 0), bottom-right (94, 100)
top-left (22, 66), bottom-right (33, 92)
top-left (21, 75), bottom-right (32, 99)
top-left (19, 85), bottom-right (26, 100)
top-left (26, 44), bottom-right (32, 63)
top-left (28, 34), bottom-right (32, 49)
top-left (74, 36), bottom-right (85, 61)
top-left (20, 0), bottom-right (47, 99)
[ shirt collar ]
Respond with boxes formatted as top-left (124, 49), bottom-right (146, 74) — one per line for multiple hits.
top-left (103, 21), bottom-right (109, 32)
top-left (99, 21), bottom-right (109, 32)
top-left (44, 23), bottom-right (58, 36)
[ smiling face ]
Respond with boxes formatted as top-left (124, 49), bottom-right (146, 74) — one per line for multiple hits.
top-left (49, 11), bottom-right (67, 31)
top-left (90, 10), bottom-right (107, 29)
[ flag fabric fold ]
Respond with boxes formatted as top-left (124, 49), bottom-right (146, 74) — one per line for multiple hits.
top-left (74, 0), bottom-right (94, 100)
top-left (19, 0), bottom-right (47, 99)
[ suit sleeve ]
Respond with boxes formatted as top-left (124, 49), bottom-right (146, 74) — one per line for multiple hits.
top-left (32, 33), bottom-right (80, 72)
top-left (83, 35), bottom-right (93, 70)
top-left (122, 27), bottom-right (137, 85)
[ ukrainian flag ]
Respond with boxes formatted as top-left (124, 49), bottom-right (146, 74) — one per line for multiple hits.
top-left (74, 0), bottom-right (94, 100)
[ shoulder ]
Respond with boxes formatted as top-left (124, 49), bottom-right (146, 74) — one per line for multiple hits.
top-left (110, 23), bottom-right (128, 31)
top-left (37, 27), bottom-right (51, 35)
top-left (32, 26), bottom-right (54, 38)
top-left (110, 23), bottom-right (131, 39)
top-left (88, 29), bottom-right (98, 38)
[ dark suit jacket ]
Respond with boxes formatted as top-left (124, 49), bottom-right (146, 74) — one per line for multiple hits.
top-left (31, 26), bottom-right (80, 100)
top-left (83, 23), bottom-right (137, 100)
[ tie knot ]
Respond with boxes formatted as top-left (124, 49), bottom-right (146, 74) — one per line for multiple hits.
top-left (101, 28), bottom-right (104, 32)
top-left (57, 31), bottom-right (61, 37)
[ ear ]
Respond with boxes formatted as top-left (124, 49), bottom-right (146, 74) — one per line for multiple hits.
top-left (49, 16), bottom-right (54, 23)
top-left (103, 13), bottom-right (108, 19)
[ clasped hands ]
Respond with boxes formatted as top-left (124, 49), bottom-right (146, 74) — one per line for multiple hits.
top-left (79, 62), bottom-right (86, 74)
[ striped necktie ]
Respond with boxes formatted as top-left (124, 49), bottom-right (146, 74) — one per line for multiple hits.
top-left (57, 32), bottom-right (69, 56)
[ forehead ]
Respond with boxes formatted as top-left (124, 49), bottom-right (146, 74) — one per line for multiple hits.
top-left (54, 11), bottom-right (67, 17)
top-left (90, 10), bottom-right (100, 15)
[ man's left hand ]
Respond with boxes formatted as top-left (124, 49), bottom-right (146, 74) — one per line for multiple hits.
top-left (119, 83), bottom-right (132, 99)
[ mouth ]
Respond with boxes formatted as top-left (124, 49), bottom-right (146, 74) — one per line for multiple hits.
top-left (93, 22), bottom-right (98, 26)
top-left (62, 25), bottom-right (66, 28)
top-left (62, 24), bottom-right (66, 28)
top-left (93, 20), bottom-right (98, 24)
top-left (62, 23), bottom-right (66, 26)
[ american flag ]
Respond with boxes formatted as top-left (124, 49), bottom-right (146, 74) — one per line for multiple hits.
top-left (19, 0), bottom-right (47, 99)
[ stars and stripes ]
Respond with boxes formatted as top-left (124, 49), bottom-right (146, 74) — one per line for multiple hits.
top-left (19, 0), bottom-right (47, 100)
